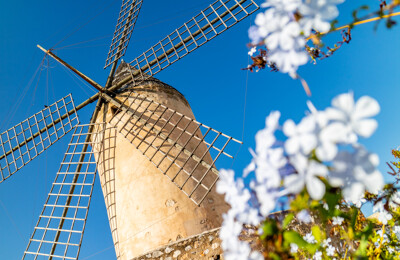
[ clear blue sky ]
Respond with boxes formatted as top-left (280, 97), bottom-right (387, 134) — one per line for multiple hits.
top-left (0, 0), bottom-right (399, 259)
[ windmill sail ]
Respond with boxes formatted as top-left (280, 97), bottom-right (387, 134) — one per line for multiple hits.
top-left (0, 94), bottom-right (79, 184)
top-left (106, 91), bottom-right (241, 205)
top-left (127, 0), bottom-right (259, 80)
top-left (23, 123), bottom-right (105, 260)
top-left (104, 0), bottom-right (143, 68)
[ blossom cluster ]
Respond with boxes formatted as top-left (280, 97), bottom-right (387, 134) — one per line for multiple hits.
top-left (248, 0), bottom-right (344, 77)
top-left (217, 92), bottom-right (384, 259)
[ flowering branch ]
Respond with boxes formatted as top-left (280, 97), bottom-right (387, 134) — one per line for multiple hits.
top-left (217, 92), bottom-right (400, 259)
top-left (246, 0), bottom-right (400, 94)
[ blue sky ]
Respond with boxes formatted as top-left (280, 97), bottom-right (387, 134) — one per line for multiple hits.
top-left (0, 0), bottom-right (399, 259)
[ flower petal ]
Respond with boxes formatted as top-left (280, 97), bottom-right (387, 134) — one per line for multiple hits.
top-left (283, 119), bottom-right (297, 137)
top-left (284, 174), bottom-right (304, 194)
top-left (353, 119), bottom-right (378, 138)
top-left (353, 96), bottom-right (380, 120)
top-left (331, 93), bottom-right (354, 114)
top-left (306, 177), bottom-right (326, 200)
top-left (316, 141), bottom-right (338, 161)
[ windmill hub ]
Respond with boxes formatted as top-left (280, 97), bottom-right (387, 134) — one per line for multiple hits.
top-left (113, 62), bottom-right (189, 108)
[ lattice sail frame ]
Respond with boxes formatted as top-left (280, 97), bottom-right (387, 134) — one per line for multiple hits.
top-left (105, 0), bottom-right (143, 68)
top-left (0, 94), bottom-right (79, 184)
top-left (128, 0), bottom-right (259, 79)
top-left (23, 123), bottom-right (106, 260)
top-left (109, 91), bottom-right (241, 205)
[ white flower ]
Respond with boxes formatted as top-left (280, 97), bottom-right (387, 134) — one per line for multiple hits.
top-left (264, 16), bottom-right (304, 51)
top-left (217, 169), bottom-right (236, 197)
top-left (376, 229), bottom-right (389, 244)
top-left (332, 216), bottom-right (344, 225)
top-left (354, 197), bottom-right (367, 208)
top-left (261, 0), bottom-right (301, 13)
top-left (255, 111), bottom-right (281, 156)
top-left (306, 101), bottom-right (346, 161)
top-left (248, 46), bottom-right (257, 56)
top-left (326, 245), bottom-right (336, 256)
top-left (299, 0), bottom-right (344, 36)
top-left (323, 238), bottom-right (331, 248)
top-left (313, 251), bottom-right (322, 260)
top-left (249, 251), bottom-right (264, 260)
top-left (297, 210), bottom-right (312, 223)
top-left (290, 243), bottom-right (299, 253)
top-left (220, 213), bottom-right (242, 250)
top-left (303, 232), bottom-right (317, 244)
top-left (329, 145), bottom-right (384, 203)
top-left (373, 201), bottom-right (393, 225)
top-left (223, 241), bottom-right (252, 260)
top-left (390, 190), bottom-right (400, 208)
top-left (393, 226), bottom-right (400, 239)
top-left (283, 116), bottom-right (317, 156)
top-left (251, 6), bottom-right (307, 76)
top-left (249, 25), bottom-right (262, 44)
top-left (268, 48), bottom-right (308, 77)
top-left (217, 170), bottom-right (253, 222)
top-left (325, 93), bottom-right (380, 143)
top-left (253, 181), bottom-right (278, 217)
top-left (284, 155), bottom-right (328, 200)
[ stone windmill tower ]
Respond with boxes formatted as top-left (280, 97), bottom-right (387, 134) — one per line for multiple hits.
top-left (0, 0), bottom-right (259, 259)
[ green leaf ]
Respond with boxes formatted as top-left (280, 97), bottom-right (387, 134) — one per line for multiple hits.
top-left (311, 226), bottom-right (323, 243)
top-left (355, 236), bottom-right (369, 257)
top-left (261, 220), bottom-right (278, 239)
top-left (283, 231), bottom-right (307, 247)
top-left (283, 213), bottom-right (295, 229)
top-left (268, 252), bottom-right (281, 260)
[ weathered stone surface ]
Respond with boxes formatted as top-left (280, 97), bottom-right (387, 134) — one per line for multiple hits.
top-left (133, 228), bottom-right (224, 260)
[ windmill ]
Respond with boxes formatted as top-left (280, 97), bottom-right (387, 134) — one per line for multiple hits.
top-left (0, 0), bottom-right (259, 259)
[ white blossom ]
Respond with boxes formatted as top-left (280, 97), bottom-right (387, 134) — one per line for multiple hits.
top-left (283, 116), bottom-right (317, 156)
top-left (323, 238), bottom-right (331, 248)
top-left (354, 197), bottom-right (367, 208)
top-left (268, 48), bottom-right (308, 77)
top-left (248, 46), bottom-right (257, 56)
top-left (261, 0), bottom-right (301, 12)
top-left (307, 101), bottom-right (346, 161)
top-left (284, 154), bottom-right (328, 200)
top-left (325, 93), bottom-right (380, 143)
top-left (249, 0), bottom-right (345, 76)
top-left (329, 145), bottom-right (384, 203)
top-left (218, 92), bottom-right (382, 260)
top-left (299, 0), bottom-right (344, 36)
top-left (332, 216), bottom-right (344, 225)
top-left (326, 245), bottom-right (336, 256)
top-left (297, 210), bottom-right (312, 223)
top-left (290, 243), bottom-right (299, 253)
top-left (304, 232), bottom-right (317, 244)
top-left (376, 229), bottom-right (389, 244)
top-left (313, 251), bottom-right (322, 260)
top-left (373, 201), bottom-right (393, 225)
top-left (393, 226), bottom-right (400, 240)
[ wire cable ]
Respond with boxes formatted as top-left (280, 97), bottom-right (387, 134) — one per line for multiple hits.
top-left (0, 199), bottom-right (24, 241)
top-left (51, 0), bottom-right (120, 49)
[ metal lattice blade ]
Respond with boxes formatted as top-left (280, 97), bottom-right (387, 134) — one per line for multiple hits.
top-left (127, 0), bottom-right (259, 79)
top-left (104, 0), bottom-right (143, 69)
top-left (107, 92), bottom-right (241, 205)
top-left (0, 94), bottom-right (79, 184)
top-left (23, 123), bottom-right (105, 260)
